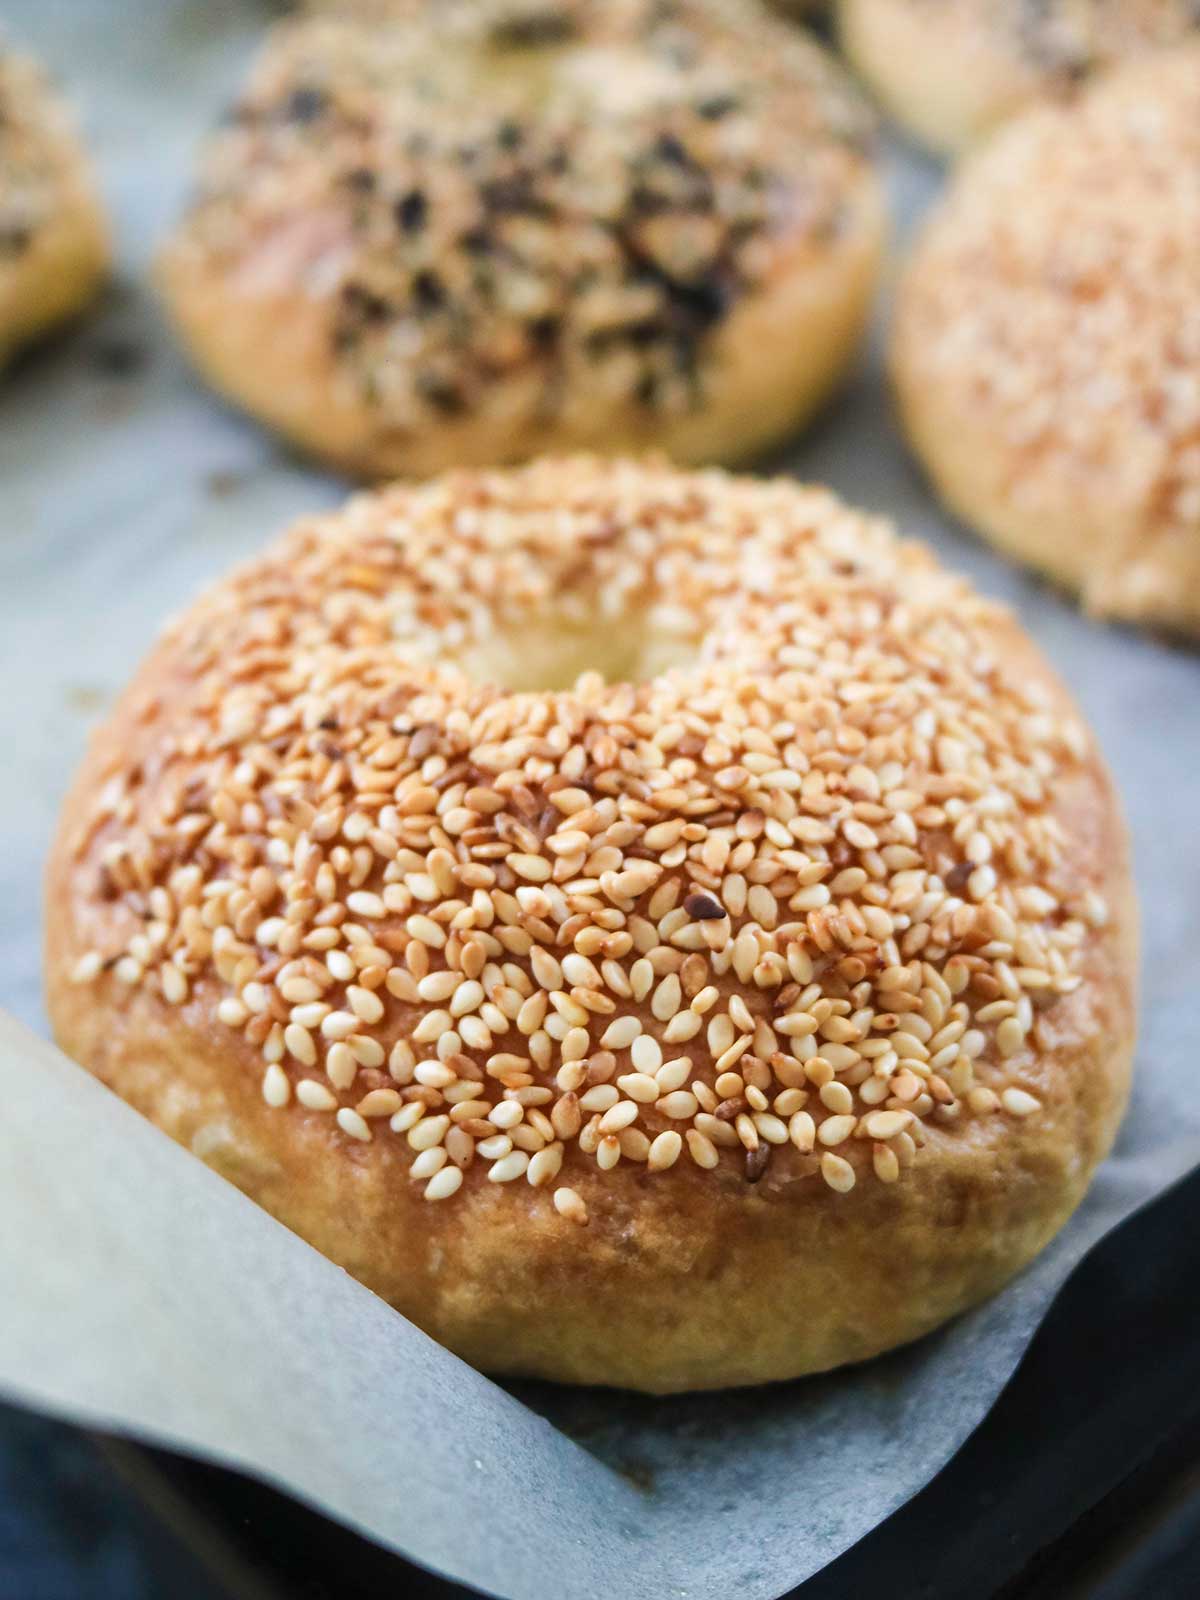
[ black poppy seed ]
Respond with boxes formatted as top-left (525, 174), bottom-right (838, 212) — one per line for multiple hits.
top-left (283, 86), bottom-right (327, 124)
top-left (655, 132), bottom-right (692, 167)
top-left (698, 93), bottom-right (739, 120)
top-left (341, 283), bottom-right (390, 324)
top-left (527, 315), bottom-right (560, 349)
top-left (0, 222), bottom-right (32, 256)
top-left (395, 187), bottom-right (427, 233)
top-left (416, 372), bottom-right (464, 414)
top-left (685, 892), bottom-right (726, 920)
top-left (412, 269), bottom-right (445, 312)
top-left (630, 183), bottom-right (670, 217)
top-left (481, 174), bottom-right (548, 216)
top-left (746, 1145), bottom-right (771, 1183)
top-left (628, 319), bottom-right (663, 349)
top-left (490, 12), bottom-right (575, 49)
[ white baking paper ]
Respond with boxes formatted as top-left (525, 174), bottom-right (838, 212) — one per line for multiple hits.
top-left (1, 3), bottom-right (1198, 1596)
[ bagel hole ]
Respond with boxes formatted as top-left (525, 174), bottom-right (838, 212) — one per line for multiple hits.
top-left (460, 611), bottom-right (698, 693)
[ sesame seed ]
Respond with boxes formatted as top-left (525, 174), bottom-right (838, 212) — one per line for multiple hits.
top-left (337, 1108), bottom-right (372, 1142)
top-left (527, 1143), bottom-right (564, 1186)
top-left (617, 1072), bottom-right (661, 1104)
top-left (685, 1129), bottom-right (720, 1169)
top-left (409, 1113), bottom-right (450, 1151)
top-left (477, 1133), bottom-right (513, 1160)
top-left (789, 1110), bottom-right (816, 1152)
top-left (818, 1114), bottom-right (856, 1147)
top-left (873, 1143), bottom-right (900, 1183)
top-left (752, 1112), bottom-right (789, 1146)
top-left (648, 1130), bottom-right (683, 1171)
top-left (600, 1016), bottom-right (641, 1050)
top-left (488, 1150), bottom-right (530, 1182)
top-left (579, 1083), bottom-right (620, 1114)
top-left (411, 1147), bottom-right (447, 1180)
top-left (596, 1135), bottom-right (621, 1171)
top-left (347, 985), bottom-right (384, 1024)
top-left (424, 1166), bottom-right (463, 1201)
top-left (655, 1057), bottom-right (692, 1092)
top-left (71, 951), bottom-right (103, 984)
top-left (1001, 1088), bottom-right (1042, 1118)
top-left (820, 1151), bottom-right (856, 1193)
top-left (714, 1035), bottom-right (753, 1074)
top-left (658, 1090), bottom-right (700, 1120)
top-left (630, 1034), bottom-right (663, 1073)
top-left (553, 1186), bottom-right (588, 1225)
top-left (284, 1023), bottom-right (317, 1067)
top-left (863, 1110), bottom-right (912, 1141)
top-left (357, 1088), bottom-right (402, 1118)
top-left (161, 965), bottom-right (188, 1005)
top-left (296, 1079), bottom-right (337, 1112)
top-left (996, 1017), bottom-right (1027, 1057)
top-left (818, 1080), bottom-right (854, 1115)
top-left (262, 1064), bottom-right (291, 1107)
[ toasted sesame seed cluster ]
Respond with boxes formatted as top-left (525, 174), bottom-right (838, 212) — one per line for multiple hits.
top-left (171, 0), bottom-right (871, 430)
top-left (893, 46), bottom-right (1200, 631)
top-left (64, 459), bottom-right (1109, 1219)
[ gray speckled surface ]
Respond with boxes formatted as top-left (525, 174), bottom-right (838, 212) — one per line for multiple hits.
top-left (1, 5), bottom-right (1198, 1598)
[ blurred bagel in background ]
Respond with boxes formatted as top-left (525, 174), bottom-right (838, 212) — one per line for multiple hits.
top-left (892, 47), bottom-right (1200, 636)
top-left (0, 44), bottom-right (107, 366)
top-left (838, 0), bottom-right (1200, 154)
top-left (160, 0), bottom-right (884, 478)
top-left (303, 0), bottom-right (833, 19)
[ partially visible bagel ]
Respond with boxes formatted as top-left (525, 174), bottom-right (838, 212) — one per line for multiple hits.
top-left (893, 48), bottom-right (1200, 636)
top-left (161, 1), bottom-right (884, 477)
top-left (0, 45), bottom-right (108, 364)
top-left (838, 0), bottom-right (1200, 154)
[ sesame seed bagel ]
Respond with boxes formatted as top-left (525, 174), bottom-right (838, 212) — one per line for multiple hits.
top-left (159, 1), bottom-right (883, 479)
top-left (838, 0), bottom-right (1200, 154)
top-left (892, 50), bottom-right (1200, 638)
top-left (0, 46), bottom-right (107, 365)
top-left (45, 458), bottom-right (1135, 1393)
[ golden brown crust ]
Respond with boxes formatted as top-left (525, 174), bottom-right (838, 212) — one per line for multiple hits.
top-left (892, 50), bottom-right (1200, 636)
top-left (45, 459), bottom-right (1136, 1392)
top-left (0, 48), bottom-right (108, 364)
top-left (160, 3), bottom-right (883, 476)
top-left (838, 0), bottom-right (1200, 153)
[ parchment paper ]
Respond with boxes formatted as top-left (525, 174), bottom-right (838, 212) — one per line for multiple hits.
top-left (1, 3), bottom-right (1198, 1596)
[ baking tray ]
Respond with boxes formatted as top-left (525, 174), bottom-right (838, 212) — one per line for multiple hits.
top-left (15, 1160), bottom-right (1199, 1600)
